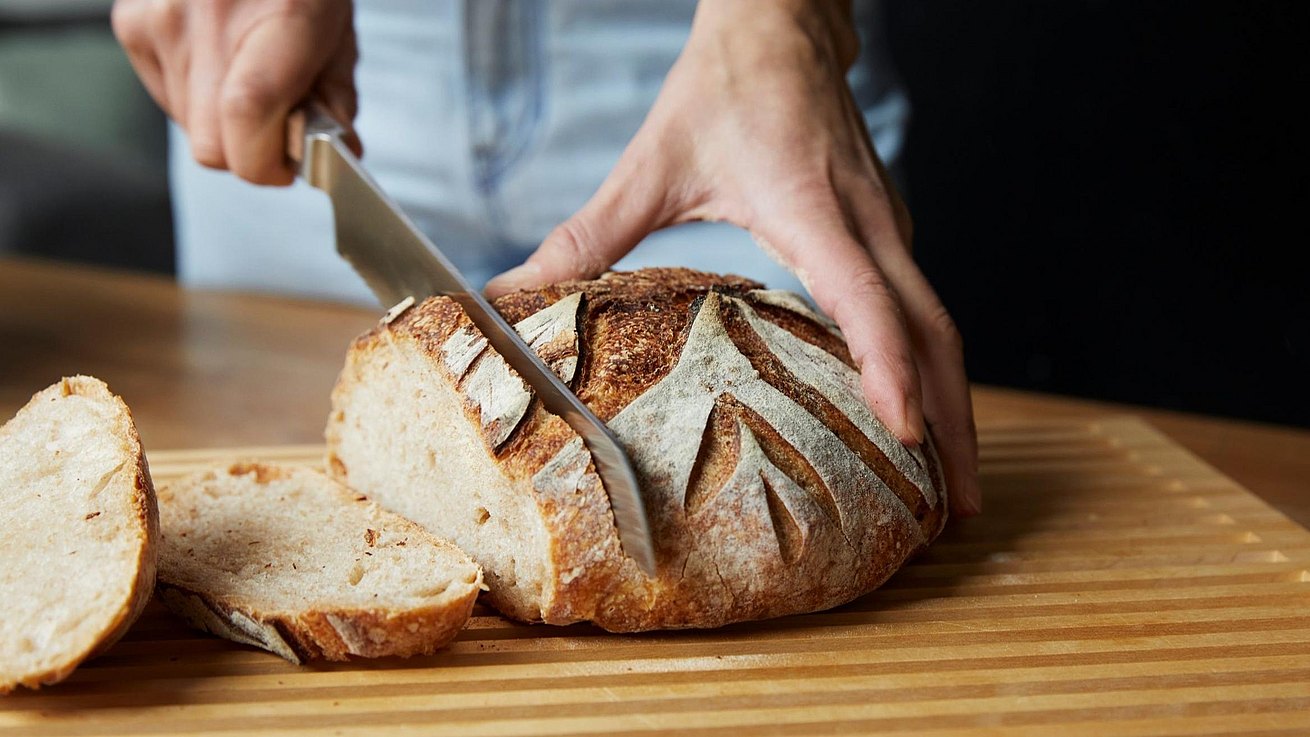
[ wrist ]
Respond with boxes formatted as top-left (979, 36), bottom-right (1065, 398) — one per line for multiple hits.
top-left (690, 0), bottom-right (860, 71)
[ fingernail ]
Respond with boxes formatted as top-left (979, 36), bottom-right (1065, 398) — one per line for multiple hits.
top-left (958, 481), bottom-right (982, 517)
top-left (903, 400), bottom-right (926, 447)
top-left (485, 263), bottom-right (540, 297)
top-left (965, 494), bottom-right (982, 516)
top-left (343, 129), bottom-right (364, 158)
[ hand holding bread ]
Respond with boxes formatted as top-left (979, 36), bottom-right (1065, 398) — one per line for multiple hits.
top-left (483, 0), bottom-right (981, 517)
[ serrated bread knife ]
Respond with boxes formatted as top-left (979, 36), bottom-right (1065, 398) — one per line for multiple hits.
top-left (286, 102), bottom-right (655, 577)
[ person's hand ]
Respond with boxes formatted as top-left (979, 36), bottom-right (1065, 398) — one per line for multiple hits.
top-left (486, 0), bottom-right (981, 516)
top-left (112, 0), bottom-right (358, 185)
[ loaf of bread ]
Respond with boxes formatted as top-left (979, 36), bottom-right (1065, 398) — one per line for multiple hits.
top-left (156, 462), bottom-right (482, 662)
top-left (0, 376), bottom-right (157, 693)
top-left (327, 268), bottom-right (947, 631)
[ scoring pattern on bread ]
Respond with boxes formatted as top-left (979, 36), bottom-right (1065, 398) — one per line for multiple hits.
top-left (440, 292), bottom-right (583, 449)
top-left (328, 268), bottom-right (947, 631)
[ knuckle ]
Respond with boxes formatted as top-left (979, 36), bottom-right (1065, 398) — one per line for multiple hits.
top-left (231, 158), bottom-right (288, 186)
top-left (784, 174), bottom-right (845, 208)
top-left (925, 303), bottom-right (965, 354)
top-left (220, 77), bottom-right (277, 122)
top-left (148, 0), bottom-right (187, 41)
top-left (221, 140), bottom-right (284, 185)
top-left (825, 265), bottom-right (897, 323)
top-left (267, 0), bottom-right (326, 21)
top-left (318, 79), bottom-right (358, 118)
top-left (846, 265), bottom-right (893, 302)
top-left (190, 137), bottom-right (226, 170)
top-left (543, 219), bottom-right (607, 277)
top-left (820, 266), bottom-right (920, 380)
top-left (893, 195), bottom-right (915, 242)
top-left (110, 0), bottom-right (145, 43)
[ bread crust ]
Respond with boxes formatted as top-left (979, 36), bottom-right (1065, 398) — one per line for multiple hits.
top-left (329, 269), bottom-right (948, 631)
top-left (156, 582), bottom-right (476, 663)
top-left (0, 376), bottom-right (158, 694)
top-left (156, 463), bottom-right (481, 663)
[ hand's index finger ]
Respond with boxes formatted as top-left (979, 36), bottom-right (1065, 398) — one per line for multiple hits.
top-left (847, 185), bottom-right (981, 516)
top-left (758, 208), bottom-right (926, 447)
top-left (219, 7), bottom-right (350, 185)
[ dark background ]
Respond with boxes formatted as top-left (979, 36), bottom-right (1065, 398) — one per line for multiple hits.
top-left (886, 1), bottom-right (1308, 427)
top-left (0, 4), bottom-right (172, 272)
top-left (1, 1), bottom-right (1306, 428)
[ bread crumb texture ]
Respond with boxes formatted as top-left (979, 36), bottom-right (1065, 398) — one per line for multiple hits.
top-left (156, 463), bottom-right (481, 662)
top-left (327, 268), bottom-right (948, 631)
top-left (0, 376), bottom-right (156, 693)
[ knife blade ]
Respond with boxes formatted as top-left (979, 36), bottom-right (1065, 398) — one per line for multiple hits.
top-left (286, 103), bottom-right (656, 577)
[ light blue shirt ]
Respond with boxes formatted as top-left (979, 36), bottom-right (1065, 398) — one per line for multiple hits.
top-left (171, 0), bottom-right (907, 305)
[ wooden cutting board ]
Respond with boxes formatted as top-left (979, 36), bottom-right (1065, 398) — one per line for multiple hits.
top-left (3, 417), bottom-right (1309, 735)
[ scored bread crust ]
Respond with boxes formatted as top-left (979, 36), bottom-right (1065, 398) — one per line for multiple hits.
top-left (327, 268), bottom-right (948, 632)
top-left (156, 463), bottom-right (482, 663)
top-left (0, 376), bottom-right (158, 694)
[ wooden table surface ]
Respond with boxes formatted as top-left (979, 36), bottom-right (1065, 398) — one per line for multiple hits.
top-left (3, 256), bottom-right (1307, 528)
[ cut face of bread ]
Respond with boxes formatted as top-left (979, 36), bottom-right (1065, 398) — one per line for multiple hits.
top-left (157, 463), bottom-right (482, 663)
top-left (328, 268), bottom-right (948, 632)
top-left (0, 376), bottom-right (157, 694)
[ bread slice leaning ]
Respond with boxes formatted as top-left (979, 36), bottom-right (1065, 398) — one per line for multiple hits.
top-left (157, 463), bottom-right (482, 663)
top-left (0, 376), bottom-right (158, 694)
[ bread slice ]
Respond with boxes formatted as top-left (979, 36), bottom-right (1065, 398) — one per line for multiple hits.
top-left (327, 268), bottom-right (948, 632)
top-left (156, 462), bottom-right (482, 663)
top-left (0, 376), bottom-right (158, 694)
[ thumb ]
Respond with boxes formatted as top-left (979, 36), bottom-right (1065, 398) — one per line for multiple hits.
top-left (486, 155), bottom-right (671, 297)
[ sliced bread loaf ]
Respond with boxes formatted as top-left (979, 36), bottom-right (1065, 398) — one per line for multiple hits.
top-left (157, 462), bottom-right (482, 663)
top-left (0, 376), bottom-right (157, 694)
top-left (327, 268), bottom-right (948, 632)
